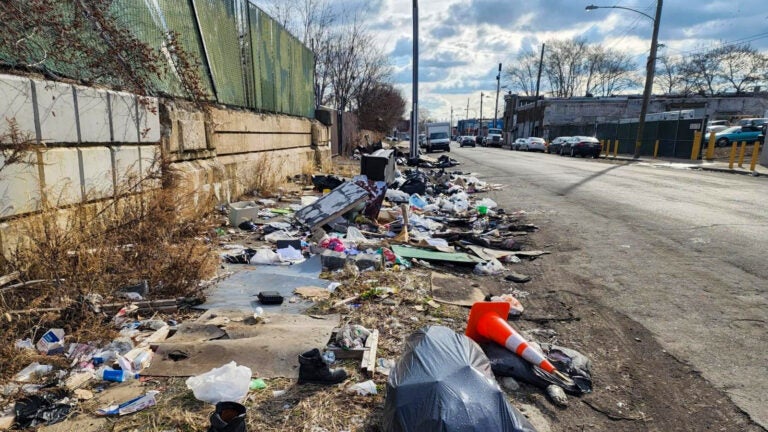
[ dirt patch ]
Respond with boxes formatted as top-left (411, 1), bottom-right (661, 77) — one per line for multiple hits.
top-left (517, 226), bottom-right (764, 431)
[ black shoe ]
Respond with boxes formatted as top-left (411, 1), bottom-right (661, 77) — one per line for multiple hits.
top-left (298, 348), bottom-right (347, 385)
top-left (207, 401), bottom-right (246, 432)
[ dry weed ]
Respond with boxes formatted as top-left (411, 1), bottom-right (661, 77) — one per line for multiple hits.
top-left (0, 173), bottom-right (218, 379)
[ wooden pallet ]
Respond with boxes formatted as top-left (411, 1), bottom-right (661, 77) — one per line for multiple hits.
top-left (326, 329), bottom-right (379, 375)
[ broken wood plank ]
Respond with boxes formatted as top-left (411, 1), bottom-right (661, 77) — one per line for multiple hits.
top-left (361, 329), bottom-right (379, 375)
top-left (332, 295), bottom-right (360, 308)
top-left (512, 250), bottom-right (551, 258)
top-left (0, 271), bottom-right (20, 287)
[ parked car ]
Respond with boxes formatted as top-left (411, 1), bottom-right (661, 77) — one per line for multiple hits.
top-left (709, 124), bottom-right (763, 147)
top-left (548, 136), bottom-right (570, 154)
top-left (521, 137), bottom-right (547, 152)
top-left (738, 118), bottom-right (768, 129)
top-left (418, 134), bottom-right (426, 146)
top-left (510, 138), bottom-right (527, 150)
top-left (561, 136), bottom-right (601, 158)
top-left (459, 136), bottom-right (476, 147)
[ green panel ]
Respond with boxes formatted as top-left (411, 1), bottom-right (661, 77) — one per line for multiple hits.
top-left (1, 0), bottom-right (315, 117)
top-left (192, 0), bottom-right (246, 106)
top-left (259, 11), bottom-right (276, 112)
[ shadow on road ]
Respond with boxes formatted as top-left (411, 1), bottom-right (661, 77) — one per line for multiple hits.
top-left (558, 161), bottom-right (638, 196)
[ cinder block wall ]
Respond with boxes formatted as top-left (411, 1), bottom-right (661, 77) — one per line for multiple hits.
top-left (0, 73), bottom-right (331, 257)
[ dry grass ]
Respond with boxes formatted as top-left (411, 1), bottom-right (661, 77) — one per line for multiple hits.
top-left (0, 173), bottom-right (219, 380)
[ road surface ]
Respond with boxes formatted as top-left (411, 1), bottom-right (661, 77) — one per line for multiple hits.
top-left (453, 145), bottom-right (768, 428)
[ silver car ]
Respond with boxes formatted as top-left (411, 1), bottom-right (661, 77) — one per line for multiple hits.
top-left (522, 137), bottom-right (547, 152)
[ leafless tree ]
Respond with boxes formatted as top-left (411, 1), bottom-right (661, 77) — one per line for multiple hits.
top-left (586, 47), bottom-right (637, 96)
top-left (543, 38), bottom-right (589, 98)
top-left (504, 49), bottom-right (539, 96)
top-left (713, 44), bottom-right (766, 93)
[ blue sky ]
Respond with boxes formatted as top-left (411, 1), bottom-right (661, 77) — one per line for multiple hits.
top-left (365, 0), bottom-right (768, 121)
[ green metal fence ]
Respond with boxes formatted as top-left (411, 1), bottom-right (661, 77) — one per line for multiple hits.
top-left (0, 0), bottom-right (315, 118)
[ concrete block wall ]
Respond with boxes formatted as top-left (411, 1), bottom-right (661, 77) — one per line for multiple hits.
top-left (0, 74), bottom-right (162, 220)
top-left (0, 73), bottom-right (332, 257)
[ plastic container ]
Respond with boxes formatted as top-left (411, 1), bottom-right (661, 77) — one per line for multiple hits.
top-left (477, 205), bottom-right (488, 215)
top-left (99, 368), bottom-right (138, 383)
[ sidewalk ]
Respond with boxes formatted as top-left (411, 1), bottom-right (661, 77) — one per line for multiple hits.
top-left (608, 155), bottom-right (768, 177)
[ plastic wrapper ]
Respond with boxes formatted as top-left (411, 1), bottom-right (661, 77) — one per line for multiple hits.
top-left (185, 361), bottom-right (252, 404)
top-left (382, 326), bottom-right (537, 432)
top-left (13, 394), bottom-right (71, 428)
top-left (97, 391), bottom-right (159, 415)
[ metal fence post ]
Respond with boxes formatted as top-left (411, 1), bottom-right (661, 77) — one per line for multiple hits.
top-left (189, 0), bottom-right (218, 101)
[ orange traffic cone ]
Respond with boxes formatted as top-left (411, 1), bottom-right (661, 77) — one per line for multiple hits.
top-left (466, 301), bottom-right (566, 379)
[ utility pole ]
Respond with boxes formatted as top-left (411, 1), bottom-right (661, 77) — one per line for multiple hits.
top-left (533, 43), bottom-right (545, 137)
top-left (494, 63), bottom-right (502, 128)
top-left (450, 106), bottom-right (453, 138)
top-left (410, 0), bottom-right (419, 163)
top-left (466, 98), bottom-right (470, 131)
top-left (634, 0), bottom-right (663, 159)
top-left (479, 92), bottom-right (484, 137)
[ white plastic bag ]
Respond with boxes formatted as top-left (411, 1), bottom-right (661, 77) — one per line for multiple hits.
top-left (185, 361), bottom-right (252, 404)
top-left (473, 258), bottom-right (505, 275)
top-left (475, 198), bottom-right (498, 209)
top-left (249, 249), bottom-right (281, 265)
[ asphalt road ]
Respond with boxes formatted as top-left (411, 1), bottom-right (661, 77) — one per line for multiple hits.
top-left (451, 145), bottom-right (768, 428)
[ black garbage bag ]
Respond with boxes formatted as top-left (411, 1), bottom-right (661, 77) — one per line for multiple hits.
top-left (398, 170), bottom-right (428, 196)
top-left (481, 342), bottom-right (593, 395)
top-left (382, 326), bottom-right (537, 432)
top-left (14, 394), bottom-right (71, 428)
top-left (311, 175), bottom-right (344, 192)
top-left (436, 155), bottom-right (459, 168)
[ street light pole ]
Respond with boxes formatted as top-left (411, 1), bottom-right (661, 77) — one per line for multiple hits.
top-left (410, 0), bottom-right (419, 162)
top-left (479, 92), bottom-right (484, 137)
top-left (586, 2), bottom-right (663, 159)
top-left (494, 63), bottom-right (502, 128)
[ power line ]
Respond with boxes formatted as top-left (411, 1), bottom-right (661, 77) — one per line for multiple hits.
top-left (664, 31), bottom-right (768, 56)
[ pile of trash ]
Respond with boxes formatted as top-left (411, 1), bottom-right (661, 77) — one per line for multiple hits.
top-left (218, 164), bottom-right (544, 287)
top-left (0, 313), bottom-right (171, 428)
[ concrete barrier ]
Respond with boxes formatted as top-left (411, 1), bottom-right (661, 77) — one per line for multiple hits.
top-left (0, 73), bottom-right (330, 257)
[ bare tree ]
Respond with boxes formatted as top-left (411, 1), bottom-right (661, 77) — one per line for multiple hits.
top-left (685, 50), bottom-right (721, 95)
top-left (714, 44), bottom-right (766, 93)
top-left (543, 38), bottom-right (589, 98)
top-left (504, 49), bottom-right (540, 96)
top-left (589, 47), bottom-right (637, 96)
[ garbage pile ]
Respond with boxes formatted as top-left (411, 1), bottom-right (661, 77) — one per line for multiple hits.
top-left (219, 165), bottom-right (543, 287)
top-left (0, 314), bottom-right (170, 428)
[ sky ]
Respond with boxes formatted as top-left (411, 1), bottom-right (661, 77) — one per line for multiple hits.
top-left (358, 0), bottom-right (768, 122)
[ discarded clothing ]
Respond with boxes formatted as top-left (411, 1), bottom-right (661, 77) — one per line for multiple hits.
top-left (481, 342), bottom-right (592, 395)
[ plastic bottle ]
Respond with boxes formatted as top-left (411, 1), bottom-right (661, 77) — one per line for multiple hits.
top-left (98, 367), bottom-right (138, 383)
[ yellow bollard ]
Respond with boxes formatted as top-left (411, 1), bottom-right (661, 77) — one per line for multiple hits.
top-left (613, 140), bottom-right (619, 157)
top-left (604, 140), bottom-right (610, 157)
top-left (749, 142), bottom-right (760, 171)
top-left (691, 131), bottom-right (702, 160)
top-left (738, 141), bottom-right (747, 167)
top-left (729, 142), bottom-right (737, 169)
top-left (705, 131), bottom-right (716, 160)
top-left (653, 140), bottom-right (659, 159)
